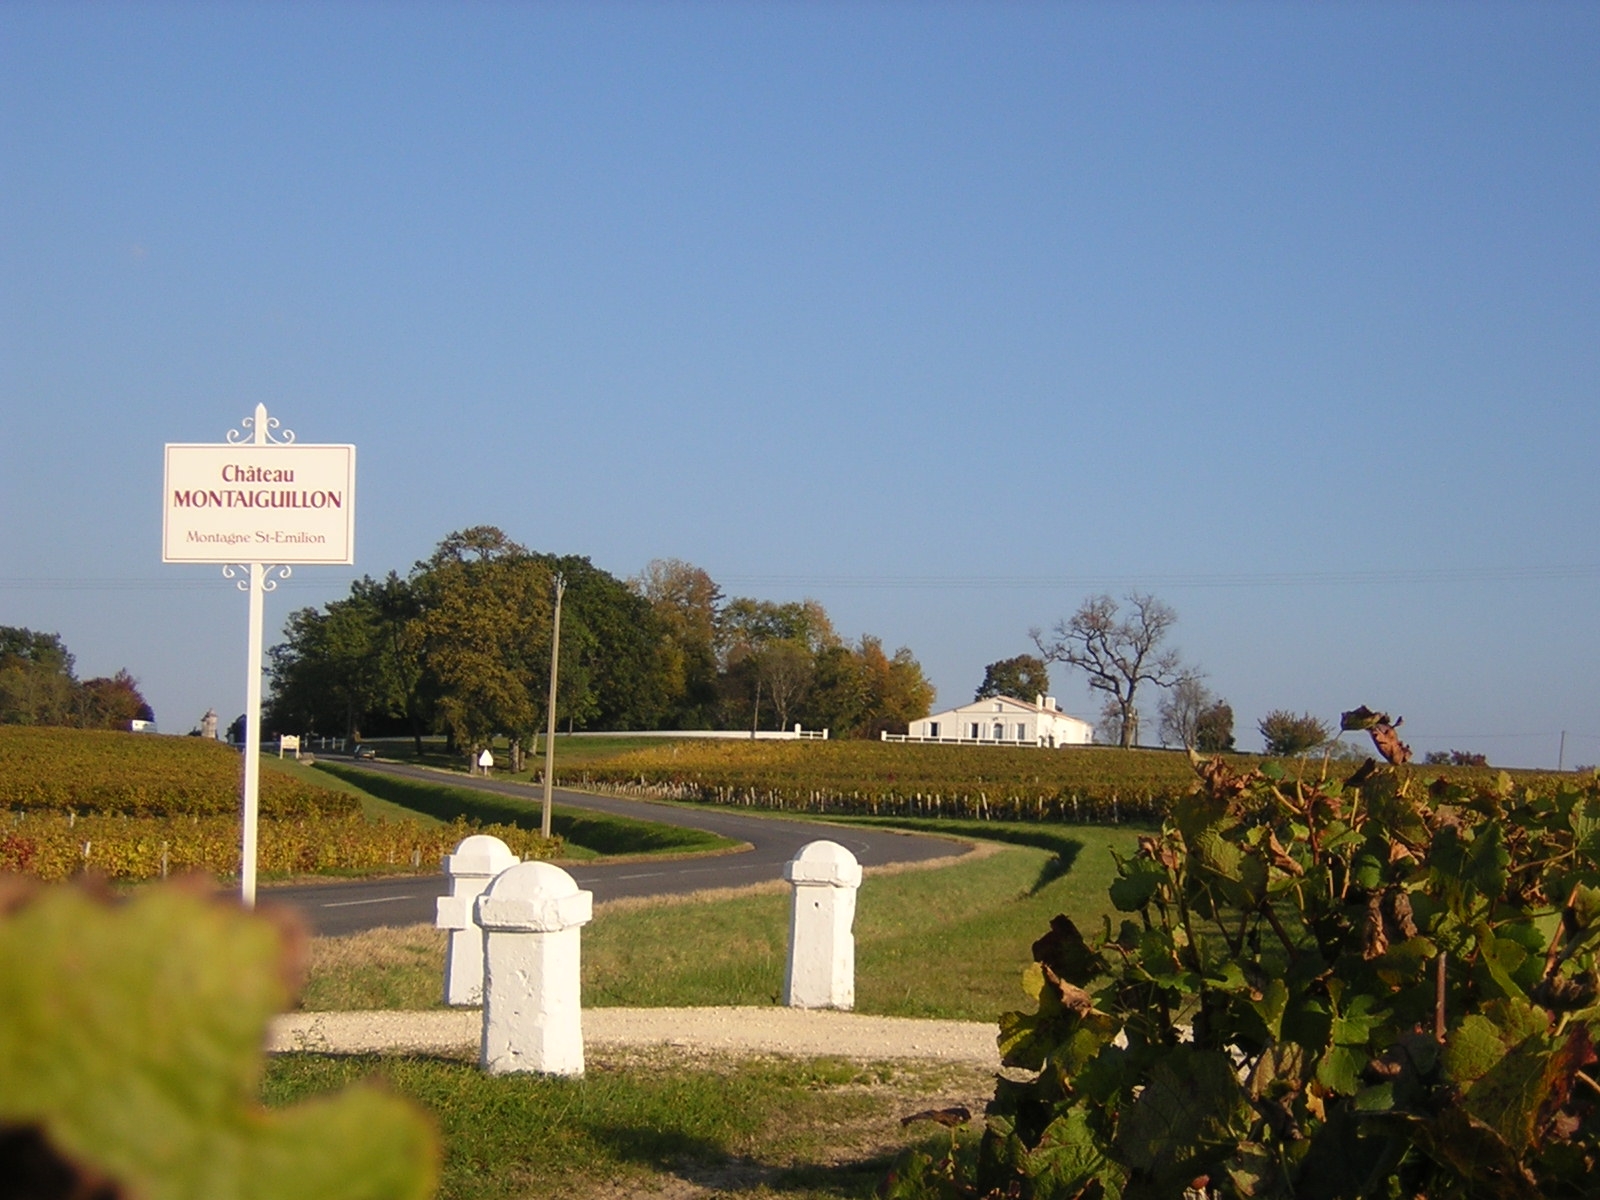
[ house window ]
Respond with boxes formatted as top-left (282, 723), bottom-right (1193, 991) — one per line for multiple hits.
top-left (993, 723), bottom-right (1004, 740)
top-left (928, 722), bottom-right (939, 738)
top-left (970, 723), bottom-right (979, 739)
top-left (1017, 724), bottom-right (1027, 741)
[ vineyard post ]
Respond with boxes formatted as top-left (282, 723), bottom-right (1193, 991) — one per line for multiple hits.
top-left (163, 404), bottom-right (356, 908)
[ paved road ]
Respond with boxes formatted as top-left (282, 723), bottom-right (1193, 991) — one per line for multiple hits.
top-left (262, 760), bottom-right (968, 935)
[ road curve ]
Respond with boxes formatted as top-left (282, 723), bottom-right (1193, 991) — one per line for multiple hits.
top-left (263, 760), bottom-right (969, 936)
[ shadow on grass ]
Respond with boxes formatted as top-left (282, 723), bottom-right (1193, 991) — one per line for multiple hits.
top-left (314, 762), bottom-right (733, 856)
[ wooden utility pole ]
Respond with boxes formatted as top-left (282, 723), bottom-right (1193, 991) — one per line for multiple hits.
top-left (541, 574), bottom-right (565, 840)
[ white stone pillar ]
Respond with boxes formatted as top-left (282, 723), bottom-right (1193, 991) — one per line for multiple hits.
top-left (783, 839), bottom-right (862, 1010)
top-left (476, 861), bottom-right (594, 1076)
top-left (434, 834), bottom-right (519, 1006)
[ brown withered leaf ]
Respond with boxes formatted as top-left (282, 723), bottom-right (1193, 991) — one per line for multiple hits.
top-left (1341, 706), bottom-right (1390, 732)
top-left (1192, 753), bottom-right (1260, 802)
top-left (1369, 719), bottom-right (1411, 765)
top-left (1362, 892), bottom-right (1389, 961)
top-left (1386, 888), bottom-right (1419, 940)
top-left (1364, 1054), bottom-right (1403, 1082)
top-left (1533, 971), bottom-right (1600, 1014)
top-left (900, 1106), bottom-right (972, 1129)
top-left (1030, 914), bottom-right (1108, 986)
top-left (1042, 963), bottom-right (1097, 1017)
top-left (1343, 758), bottom-right (1379, 789)
top-left (1266, 832), bottom-right (1304, 877)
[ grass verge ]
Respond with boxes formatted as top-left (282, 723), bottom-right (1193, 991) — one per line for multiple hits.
top-left (263, 753), bottom-right (435, 824)
top-left (299, 823), bottom-right (1142, 1019)
top-left (314, 761), bottom-right (741, 860)
top-left (263, 1049), bottom-right (985, 1200)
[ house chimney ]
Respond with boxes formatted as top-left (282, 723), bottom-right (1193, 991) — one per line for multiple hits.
top-left (1035, 694), bottom-right (1044, 709)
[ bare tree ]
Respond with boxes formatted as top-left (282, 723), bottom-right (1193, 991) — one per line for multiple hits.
top-left (1032, 593), bottom-right (1189, 749)
top-left (1158, 675), bottom-right (1214, 749)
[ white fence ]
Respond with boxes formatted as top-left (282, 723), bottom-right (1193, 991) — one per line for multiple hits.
top-left (881, 731), bottom-right (1055, 748)
top-left (565, 726), bottom-right (828, 742)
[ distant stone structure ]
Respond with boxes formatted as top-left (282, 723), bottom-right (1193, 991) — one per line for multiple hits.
top-left (200, 709), bottom-right (218, 740)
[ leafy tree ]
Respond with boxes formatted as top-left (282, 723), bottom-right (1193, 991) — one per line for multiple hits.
top-left (0, 628), bottom-right (152, 731)
top-left (1257, 708), bottom-right (1330, 756)
top-left (1032, 593), bottom-right (1189, 749)
top-left (1193, 700), bottom-right (1236, 754)
top-left (716, 598), bottom-right (839, 731)
top-left (632, 558), bottom-right (722, 727)
top-left (0, 627), bottom-right (77, 726)
top-left (853, 636), bottom-right (936, 738)
top-left (76, 670), bottom-right (155, 730)
top-left (411, 527), bottom-right (549, 758)
top-left (975, 655), bottom-right (1051, 703)
top-left (535, 552), bottom-right (669, 732)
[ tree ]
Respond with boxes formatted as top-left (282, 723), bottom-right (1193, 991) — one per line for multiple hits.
top-left (1157, 675), bottom-right (1213, 749)
top-left (974, 655), bottom-right (1050, 703)
top-left (632, 559), bottom-right (722, 728)
top-left (76, 671), bottom-right (154, 730)
top-left (1031, 593), bottom-right (1189, 749)
top-left (0, 628), bottom-right (77, 726)
top-left (1193, 700), bottom-right (1235, 753)
top-left (715, 598), bottom-right (839, 731)
top-left (1258, 709), bottom-right (1331, 757)
top-left (411, 527), bottom-right (550, 758)
top-left (0, 628), bottom-right (151, 731)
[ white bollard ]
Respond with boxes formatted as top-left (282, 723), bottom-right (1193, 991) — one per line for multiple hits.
top-left (476, 861), bottom-right (594, 1076)
top-left (783, 839), bottom-right (862, 1010)
top-left (434, 834), bottom-right (519, 1006)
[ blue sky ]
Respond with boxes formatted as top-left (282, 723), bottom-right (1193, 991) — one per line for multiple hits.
top-left (2, 2), bottom-right (1596, 765)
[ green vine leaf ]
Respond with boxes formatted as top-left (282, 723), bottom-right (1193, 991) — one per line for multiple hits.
top-left (0, 881), bottom-right (437, 1200)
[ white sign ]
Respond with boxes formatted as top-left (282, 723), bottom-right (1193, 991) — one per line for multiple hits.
top-left (478, 749), bottom-right (495, 769)
top-left (163, 442), bottom-right (356, 564)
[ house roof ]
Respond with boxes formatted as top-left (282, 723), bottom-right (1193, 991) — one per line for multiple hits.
top-left (927, 695), bottom-right (1091, 725)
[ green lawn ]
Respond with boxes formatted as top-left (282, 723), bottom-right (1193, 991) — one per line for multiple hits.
top-left (263, 1050), bottom-right (980, 1200)
top-left (301, 820), bottom-right (1141, 1020)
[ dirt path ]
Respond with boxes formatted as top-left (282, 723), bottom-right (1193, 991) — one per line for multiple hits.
top-left (267, 1005), bottom-right (1001, 1068)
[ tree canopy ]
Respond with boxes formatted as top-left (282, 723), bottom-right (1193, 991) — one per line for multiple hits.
top-left (265, 530), bottom-right (935, 752)
top-left (974, 654), bottom-right (1050, 703)
top-left (0, 627), bottom-right (153, 730)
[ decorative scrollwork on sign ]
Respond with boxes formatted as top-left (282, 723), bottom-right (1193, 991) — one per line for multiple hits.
top-left (225, 406), bottom-right (297, 446)
top-left (220, 564), bottom-right (293, 591)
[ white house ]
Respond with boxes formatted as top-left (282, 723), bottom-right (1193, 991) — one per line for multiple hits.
top-left (889, 695), bottom-right (1094, 748)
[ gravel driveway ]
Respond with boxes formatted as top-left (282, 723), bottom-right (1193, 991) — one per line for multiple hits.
top-left (267, 1006), bottom-right (1001, 1068)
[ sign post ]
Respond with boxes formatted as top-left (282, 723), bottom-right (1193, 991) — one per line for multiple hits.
top-left (163, 405), bottom-right (355, 907)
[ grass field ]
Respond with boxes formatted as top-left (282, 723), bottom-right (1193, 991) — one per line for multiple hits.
top-left (299, 820), bottom-right (1141, 1020)
top-left (264, 1049), bottom-right (980, 1200)
top-left (287, 817), bottom-right (1139, 1200)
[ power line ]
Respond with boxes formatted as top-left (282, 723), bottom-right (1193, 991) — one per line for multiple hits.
top-left (716, 565), bottom-right (1600, 590)
top-left (4, 562), bottom-right (1598, 594)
